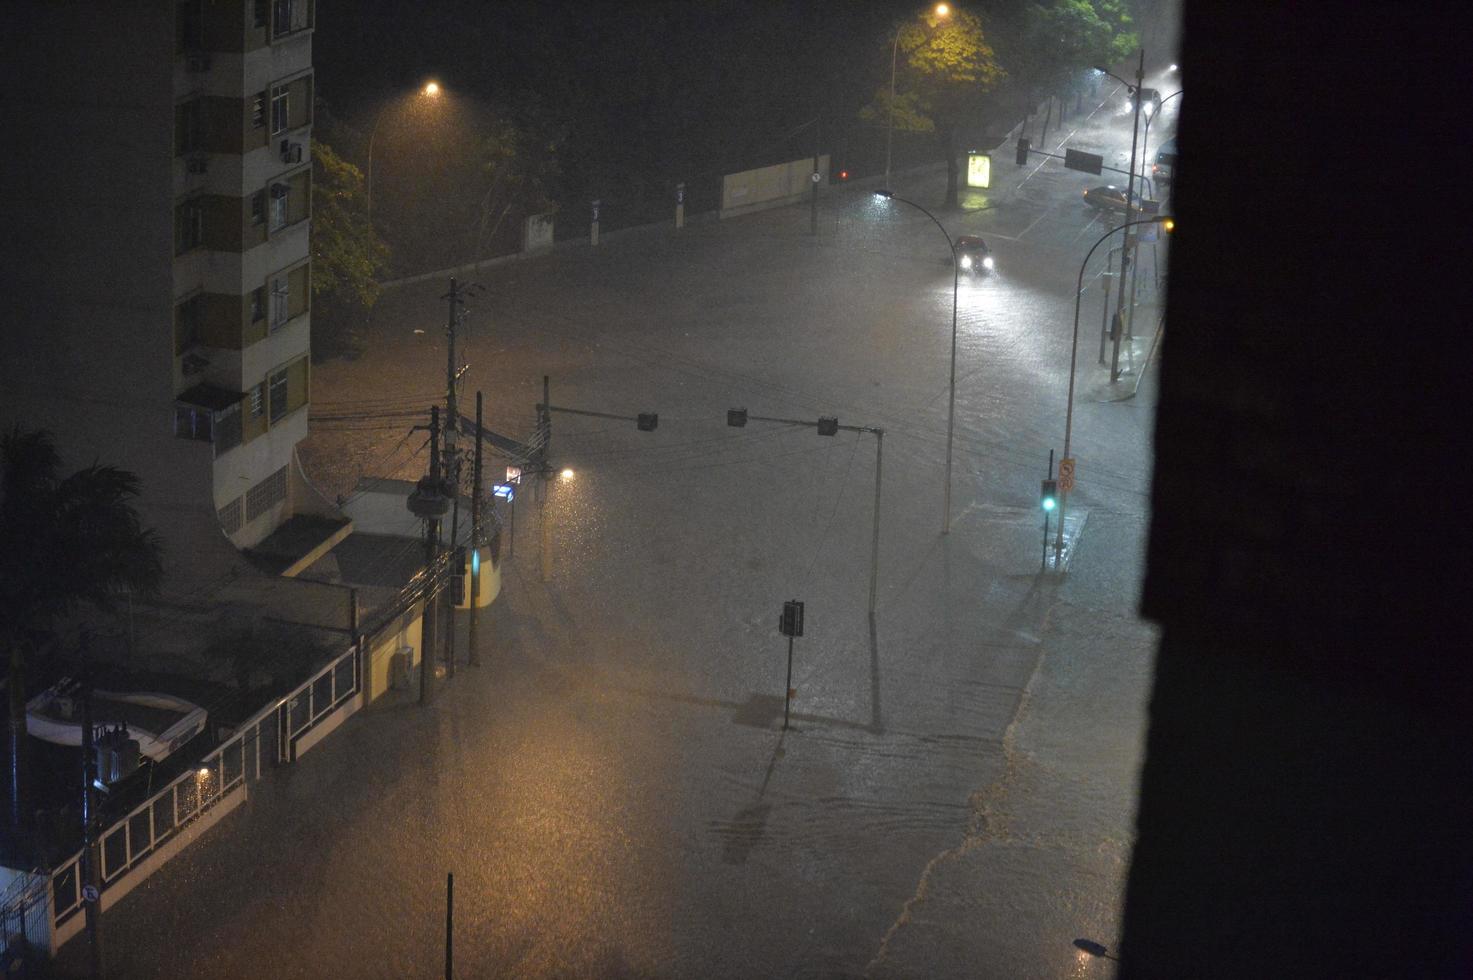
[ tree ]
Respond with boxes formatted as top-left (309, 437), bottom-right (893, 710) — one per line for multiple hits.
top-left (2, 428), bottom-right (163, 835)
top-left (989, 0), bottom-right (1139, 110)
top-left (469, 107), bottom-right (563, 263)
top-left (864, 7), bottom-right (1005, 209)
top-left (310, 139), bottom-right (389, 310)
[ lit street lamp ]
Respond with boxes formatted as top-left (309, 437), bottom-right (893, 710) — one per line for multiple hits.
top-left (885, 3), bottom-right (950, 189)
top-left (874, 189), bottom-right (961, 535)
top-left (1054, 214), bottom-right (1174, 569)
top-left (366, 80), bottom-right (443, 231)
top-left (1094, 53), bottom-right (1147, 382)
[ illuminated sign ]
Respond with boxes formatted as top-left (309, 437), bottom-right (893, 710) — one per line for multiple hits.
top-left (966, 152), bottom-right (992, 188)
top-left (492, 484), bottom-right (515, 500)
top-left (505, 466), bottom-right (521, 484)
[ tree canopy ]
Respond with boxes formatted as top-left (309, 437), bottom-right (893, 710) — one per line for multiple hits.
top-left (3, 427), bottom-right (163, 832)
top-left (310, 139), bottom-right (390, 309)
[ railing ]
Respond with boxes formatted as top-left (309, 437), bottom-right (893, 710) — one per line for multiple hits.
top-left (49, 643), bottom-right (360, 935)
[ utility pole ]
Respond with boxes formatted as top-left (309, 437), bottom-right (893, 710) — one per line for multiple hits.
top-left (410, 406), bottom-right (445, 705)
top-left (539, 375), bottom-right (552, 583)
top-left (78, 634), bottom-right (103, 980)
top-left (810, 117), bottom-right (821, 237)
top-left (1111, 50), bottom-right (1146, 383)
top-left (441, 279), bottom-right (466, 678)
top-left (468, 391), bottom-right (484, 667)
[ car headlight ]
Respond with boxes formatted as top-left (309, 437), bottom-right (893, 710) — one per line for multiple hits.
top-left (960, 255), bottom-right (972, 269)
top-left (982, 256), bottom-right (994, 270)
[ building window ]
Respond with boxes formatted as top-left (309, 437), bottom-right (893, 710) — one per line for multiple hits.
top-left (270, 87), bottom-right (289, 135)
top-left (252, 0), bottom-right (268, 28)
top-left (174, 405), bottom-right (212, 442)
top-left (251, 190), bottom-right (266, 225)
top-left (269, 367), bottom-right (289, 422)
top-left (174, 198), bottom-right (203, 255)
top-left (270, 275), bottom-right (289, 330)
top-left (246, 465), bottom-right (288, 521)
top-left (252, 93), bottom-right (266, 129)
top-left (272, 0), bottom-right (311, 38)
top-left (219, 496), bottom-right (243, 535)
top-left (269, 183), bottom-right (289, 231)
top-left (174, 100), bottom-right (201, 157)
top-left (214, 403), bottom-right (243, 455)
top-left (174, 294), bottom-right (203, 354)
top-left (250, 383), bottom-right (264, 417)
top-left (250, 286), bottom-right (266, 323)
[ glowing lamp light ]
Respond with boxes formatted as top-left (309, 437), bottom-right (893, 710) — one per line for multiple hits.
top-left (198, 767), bottom-right (211, 778)
top-left (560, 468), bottom-right (575, 481)
top-left (935, 3), bottom-right (950, 16)
top-left (424, 81), bottom-right (441, 96)
top-left (839, 170), bottom-right (849, 180)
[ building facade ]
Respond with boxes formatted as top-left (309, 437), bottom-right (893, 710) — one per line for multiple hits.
top-left (2, 0), bottom-right (336, 581)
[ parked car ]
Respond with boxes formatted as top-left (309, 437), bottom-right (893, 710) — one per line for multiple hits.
top-left (954, 235), bottom-right (994, 277)
top-left (1082, 184), bottom-right (1145, 214)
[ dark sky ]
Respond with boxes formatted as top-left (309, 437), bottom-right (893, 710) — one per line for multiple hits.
top-left (316, 2), bottom-right (933, 192)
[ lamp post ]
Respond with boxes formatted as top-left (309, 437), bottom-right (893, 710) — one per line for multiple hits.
top-left (1094, 53), bottom-right (1146, 382)
top-left (366, 81), bottom-right (441, 232)
top-left (874, 189), bottom-right (961, 535)
top-left (885, 4), bottom-right (950, 189)
top-left (1054, 214), bottom-right (1173, 569)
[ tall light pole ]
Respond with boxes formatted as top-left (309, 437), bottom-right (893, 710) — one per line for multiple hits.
top-left (1095, 53), bottom-right (1146, 382)
top-left (1055, 214), bottom-right (1173, 568)
top-left (366, 80), bottom-right (441, 232)
top-left (885, 4), bottom-right (950, 189)
top-left (874, 189), bottom-right (961, 535)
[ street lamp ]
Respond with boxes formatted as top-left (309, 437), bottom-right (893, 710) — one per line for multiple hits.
top-left (885, 3), bottom-right (951, 189)
top-left (1054, 214), bottom-right (1173, 569)
top-left (874, 189), bottom-right (961, 535)
top-left (1094, 53), bottom-right (1147, 382)
top-left (366, 80), bottom-right (443, 230)
top-left (1140, 89), bottom-right (1183, 188)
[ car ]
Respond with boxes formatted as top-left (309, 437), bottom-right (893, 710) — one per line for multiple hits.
top-left (1083, 184), bottom-right (1145, 215)
top-left (953, 235), bottom-right (994, 276)
top-left (1133, 86), bottom-right (1163, 114)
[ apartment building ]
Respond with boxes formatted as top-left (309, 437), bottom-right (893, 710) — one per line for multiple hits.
top-left (2, 0), bottom-right (342, 582)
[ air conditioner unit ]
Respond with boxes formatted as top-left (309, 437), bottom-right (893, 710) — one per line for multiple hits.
top-left (186, 53), bottom-right (211, 73)
top-left (181, 352), bottom-right (209, 376)
top-left (279, 140), bottom-right (302, 164)
top-left (186, 155), bottom-right (209, 175)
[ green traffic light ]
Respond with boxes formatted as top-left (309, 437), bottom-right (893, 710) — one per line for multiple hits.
top-left (1042, 498), bottom-right (1056, 512)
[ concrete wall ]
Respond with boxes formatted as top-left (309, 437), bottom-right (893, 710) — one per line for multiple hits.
top-left (720, 155), bottom-right (830, 220)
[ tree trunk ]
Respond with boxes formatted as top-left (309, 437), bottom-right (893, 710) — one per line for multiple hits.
top-left (939, 121), bottom-right (958, 209)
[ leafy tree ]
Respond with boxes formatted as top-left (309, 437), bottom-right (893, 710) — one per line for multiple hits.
top-left (310, 139), bottom-right (390, 310)
top-left (2, 428), bottom-right (163, 833)
top-left (864, 7), bottom-right (1005, 209)
top-left (990, 0), bottom-right (1139, 109)
top-left (469, 108), bottom-right (563, 263)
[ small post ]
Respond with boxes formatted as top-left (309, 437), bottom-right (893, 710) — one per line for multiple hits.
top-left (868, 430), bottom-right (883, 620)
top-left (784, 636), bottom-right (794, 730)
top-left (1099, 252), bottom-right (1113, 365)
top-left (590, 199), bottom-right (600, 246)
top-left (468, 391), bottom-right (483, 667)
top-left (1041, 95), bottom-right (1052, 148)
top-left (675, 182), bottom-right (685, 230)
top-left (539, 376), bottom-right (552, 582)
top-left (444, 872), bottom-right (453, 979)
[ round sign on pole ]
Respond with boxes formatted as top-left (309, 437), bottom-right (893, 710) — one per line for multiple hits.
top-left (82, 884), bottom-right (100, 903)
top-left (1058, 457), bottom-right (1076, 493)
top-left (811, 172), bottom-right (821, 183)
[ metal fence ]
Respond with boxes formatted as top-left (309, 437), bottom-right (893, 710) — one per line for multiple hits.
top-left (47, 642), bottom-right (361, 943)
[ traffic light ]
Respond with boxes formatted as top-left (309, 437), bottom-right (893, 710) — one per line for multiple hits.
top-left (1016, 137), bottom-right (1031, 167)
top-left (637, 412), bottom-right (658, 431)
top-left (779, 600), bottom-right (805, 637)
top-left (727, 408), bottom-right (748, 427)
top-left (817, 417), bottom-right (839, 436)
top-left (1040, 479), bottom-right (1058, 512)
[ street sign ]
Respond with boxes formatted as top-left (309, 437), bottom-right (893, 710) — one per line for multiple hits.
top-left (1064, 148), bottom-right (1104, 175)
top-left (1058, 457), bottom-right (1076, 493)
top-left (82, 884), bottom-right (99, 903)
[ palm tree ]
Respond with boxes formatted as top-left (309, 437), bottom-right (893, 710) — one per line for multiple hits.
top-left (2, 427), bottom-right (163, 833)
